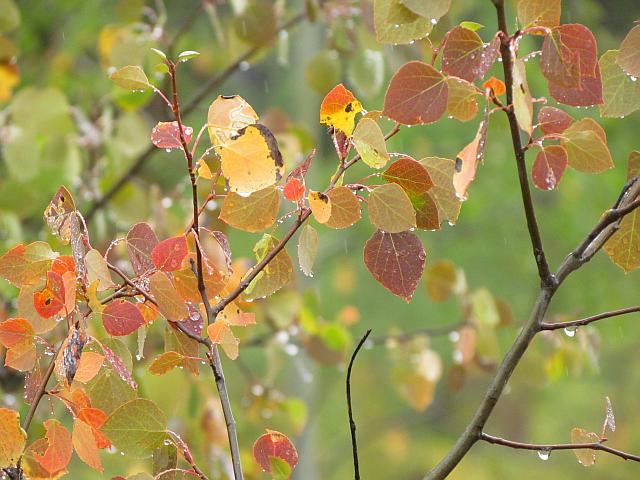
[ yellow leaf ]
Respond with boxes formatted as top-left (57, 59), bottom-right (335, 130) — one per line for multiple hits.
top-left (207, 94), bottom-right (258, 145)
top-left (308, 191), bottom-right (332, 224)
top-left (319, 84), bottom-right (362, 136)
top-left (0, 408), bottom-right (27, 469)
top-left (0, 62), bottom-right (19, 102)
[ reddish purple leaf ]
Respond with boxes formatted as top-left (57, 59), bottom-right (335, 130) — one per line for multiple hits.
top-left (363, 230), bottom-right (426, 302)
top-left (150, 121), bottom-right (193, 150)
top-left (126, 222), bottom-right (159, 276)
top-left (537, 106), bottom-right (573, 134)
top-left (548, 63), bottom-right (603, 107)
top-left (541, 24), bottom-right (599, 89)
top-left (151, 235), bottom-right (188, 272)
top-left (383, 61), bottom-right (448, 125)
top-left (102, 344), bottom-right (137, 390)
top-left (252, 430), bottom-right (298, 474)
top-left (102, 300), bottom-right (145, 336)
top-left (441, 27), bottom-right (499, 82)
top-left (383, 156), bottom-right (433, 197)
top-left (532, 145), bottom-right (568, 191)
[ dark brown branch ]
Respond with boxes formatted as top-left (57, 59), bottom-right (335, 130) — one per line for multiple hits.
top-left (480, 432), bottom-right (640, 463)
top-left (347, 329), bottom-right (372, 480)
top-left (85, 5), bottom-right (317, 221)
top-left (541, 306), bottom-right (640, 331)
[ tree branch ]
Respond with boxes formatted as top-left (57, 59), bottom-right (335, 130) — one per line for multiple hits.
top-left (541, 305), bottom-right (640, 331)
top-left (480, 432), bottom-right (640, 463)
top-left (346, 329), bottom-right (372, 480)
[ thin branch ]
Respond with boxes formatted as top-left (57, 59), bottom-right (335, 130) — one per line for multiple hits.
top-left (347, 329), bottom-right (372, 480)
top-left (480, 432), bottom-right (640, 463)
top-left (85, 4), bottom-right (318, 221)
top-left (541, 306), bottom-right (640, 331)
top-left (22, 342), bottom-right (63, 433)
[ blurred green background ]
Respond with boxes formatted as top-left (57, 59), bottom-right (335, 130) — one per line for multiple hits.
top-left (1, 0), bottom-right (640, 479)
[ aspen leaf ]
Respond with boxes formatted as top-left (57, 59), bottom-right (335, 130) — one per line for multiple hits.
top-left (319, 84), bottom-right (362, 136)
top-left (549, 64), bottom-right (603, 107)
top-left (517, 0), bottom-right (561, 29)
top-left (0, 242), bottom-right (55, 287)
top-left (368, 183), bottom-right (416, 233)
top-left (151, 235), bottom-right (188, 272)
top-left (561, 118), bottom-right (613, 173)
top-left (109, 65), bottom-right (152, 91)
top-left (570, 427), bottom-right (599, 467)
top-left (149, 272), bottom-right (189, 321)
top-left (412, 192), bottom-right (441, 230)
top-left (253, 430), bottom-right (299, 475)
top-left (207, 95), bottom-right (258, 145)
top-left (206, 321), bottom-right (239, 360)
top-left (150, 121), bottom-right (193, 150)
top-left (243, 234), bottom-right (293, 301)
top-left (32, 419), bottom-right (73, 476)
top-left (283, 177), bottom-right (305, 202)
top-left (0, 408), bottom-right (26, 469)
top-left (599, 49), bottom-right (640, 118)
top-left (383, 156), bottom-right (433, 197)
top-left (219, 186), bottom-right (280, 232)
top-left (33, 271), bottom-right (66, 318)
top-left (374, 0), bottom-right (433, 45)
top-left (102, 399), bottom-right (168, 458)
top-left (399, 0), bottom-right (450, 21)
top-left (85, 249), bottom-right (115, 291)
top-left (72, 418), bottom-right (102, 471)
top-left (43, 186), bottom-right (77, 244)
top-left (617, 24), bottom-right (640, 78)
top-left (419, 157), bottom-right (462, 225)
top-left (308, 191), bottom-right (332, 224)
top-left (531, 145), bottom-right (568, 190)
top-left (453, 112), bottom-right (489, 200)
top-left (541, 24), bottom-right (598, 89)
top-left (363, 230), bottom-right (426, 301)
top-left (441, 26), bottom-right (498, 82)
top-left (352, 118), bottom-right (389, 168)
top-left (424, 259), bottom-right (458, 302)
top-left (126, 222), bottom-right (159, 276)
top-left (74, 351), bottom-right (105, 383)
top-left (512, 59), bottom-right (533, 135)
top-left (325, 187), bottom-right (361, 229)
top-left (446, 77), bottom-right (480, 122)
top-left (383, 61), bottom-right (448, 125)
top-left (0, 318), bottom-right (36, 371)
top-left (297, 224), bottom-right (318, 277)
top-left (482, 76), bottom-right (506, 96)
top-left (218, 302), bottom-right (255, 327)
top-left (537, 106), bottom-right (573, 134)
top-left (103, 300), bottom-right (146, 336)
top-left (218, 124), bottom-right (284, 195)
top-left (148, 351), bottom-right (185, 375)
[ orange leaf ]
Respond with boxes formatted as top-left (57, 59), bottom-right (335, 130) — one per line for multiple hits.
top-left (73, 351), bottom-right (105, 383)
top-left (0, 318), bottom-right (34, 348)
top-left (50, 256), bottom-right (75, 276)
top-left (207, 322), bottom-right (239, 360)
top-left (32, 419), bottom-right (73, 476)
top-left (482, 76), bottom-right (506, 96)
top-left (283, 177), bottom-right (305, 202)
top-left (72, 419), bottom-right (102, 471)
top-left (33, 271), bottom-right (66, 318)
top-left (0, 408), bottom-right (27, 469)
top-left (319, 84), bottom-right (362, 136)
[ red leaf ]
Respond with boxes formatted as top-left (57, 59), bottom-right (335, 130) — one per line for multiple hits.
top-left (548, 63), bottom-right (603, 107)
top-left (126, 222), bottom-right (159, 276)
top-left (151, 121), bottom-right (193, 150)
top-left (383, 156), bottom-right (433, 197)
top-left (363, 230), bottom-right (426, 302)
top-left (283, 177), bottom-right (305, 202)
top-left (51, 256), bottom-right (75, 276)
top-left (151, 235), bottom-right (188, 272)
top-left (541, 24), bottom-right (598, 88)
top-left (33, 271), bottom-right (66, 318)
top-left (537, 106), bottom-right (573, 134)
top-left (102, 300), bottom-right (145, 336)
top-left (442, 27), bottom-right (499, 82)
top-left (252, 430), bottom-right (299, 474)
top-left (383, 61), bottom-right (448, 125)
top-left (532, 145), bottom-right (568, 191)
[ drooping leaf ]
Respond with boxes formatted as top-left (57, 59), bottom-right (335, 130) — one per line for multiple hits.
top-left (570, 427), bottom-right (599, 467)
top-left (43, 186), bottom-right (78, 245)
top-left (0, 408), bottom-right (26, 469)
top-left (531, 145), bottom-right (568, 190)
top-left (446, 77), bottom-right (480, 122)
top-left (561, 118), bottom-right (613, 173)
top-left (126, 222), bottom-right (159, 276)
top-left (517, 0), bottom-right (561, 29)
top-left (537, 106), bottom-right (573, 134)
top-left (308, 191), bottom-right (332, 224)
top-left (148, 351), bottom-right (185, 375)
top-left (325, 187), bottom-right (361, 229)
top-left (252, 430), bottom-right (299, 475)
top-left (368, 183), bottom-right (416, 233)
top-left (603, 396), bottom-right (616, 434)
top-left (352, 118), bottom-right (389, 168)
top-left (374, 0), bottom-right (433, 45)
top-left (453, 110), bottom-right (489, 200)
top-left (149, 272), bottom-right (189, 321)
top-left (424, 259), bottom-right (458, 302)
top-left (32, 419), bottom-right (73, 476)
top-left (219, 186), bottom-right (280, 232)
top-left (599, 50), bottom-right (640, 118)
top-left (84, 249), bottom-right (115, 292)
top-left (109, 65), bottom-right (151, 91)
top-left (512, 59), bottom-right (533, 135)
top-left (207, 94), bottom-right (258, 146)
top-left (0, 242), bottom-right (55, 287)
top-left (441, 26), bottom-right (498, 82)
top-left (150, 121), bottom-right (193, 150)
top-left (297, 224), bottom-right (318, 278)
top-left (102, 399), bottom-right (167, 458)
top-left (383, 61), bottom-right (448, 125)
top-left (617, 24), bottom-right (640, 78)
top-left (383, 156), bottom-right (433, 197)
top-left (419, 157), bottom-right (462, 225)
top-left (218, 124), bottom-right (284, 195)
top-left (206, 321), bottom-right (240, 360)
top-left (319, 84), bottom-right (362, 136)
top-left (103, 300), bottom-right (146, 336)
top-left (363, 230), bottom-right (426, 301)
top-left (243, 234), bottom-right (294, 301)
top-left (151, 235), bottom-right (188, 272)
top-left (399, 0), bottom-right (450, 21)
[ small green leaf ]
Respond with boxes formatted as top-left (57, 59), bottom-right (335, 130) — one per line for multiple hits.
top-left (270, 457), bottom-right (291, 479)
top-left (177, 50), bottom-right (200, 62)
top-left (109, 65), bottom-right (152, 91)
top-left (150, 48), bottom-right (167, 60)
top-left (460, 21), bottom-right (484, 31)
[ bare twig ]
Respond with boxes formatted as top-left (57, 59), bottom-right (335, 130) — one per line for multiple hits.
top-left (541, 306), bottom-right (640, 331)
top-left (347, 329), bottom-right (372, 480)
top-left (480, 432), bottom-right (640, 463)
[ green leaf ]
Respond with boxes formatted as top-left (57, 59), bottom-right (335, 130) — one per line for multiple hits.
top-left (419, 157), bottom-right (462, 225)
top-left (352, 118), bottom-right (389, 168)
top-left (244, 234), bottom-right (294, 301)
top-left (561, 118), bottom-right (613, 173)
top-left (177, 50), bottom-right (200, 62)
top-left (109, 65), bottom-right (152, 91)
top-left (297, 224), bottom-right (318, 278)
top-left (368, 183), bottom-right (416, 233)
top-left (149, 48), bottom-right (167, 60)
top-left (512, 59), bottom-right (533, 135)
top-left (374, 0), bottom-right (433, 45)
top-left (459, 21), bottom-right (484, 31)
top-left (599, 50), bottom-right (640, 118)
top-left (517, 0), bottom-right (561, 29)
top-left (617, 24), bottom-right (640, 78)
top-left (0, 0), bottom-right (20, 32)
top-left (102, 399), bottom-right (167, 458)
top-left (270, 457), bottom-right (292, 479)
top-left (399, 0), bottom-right (451, 22)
